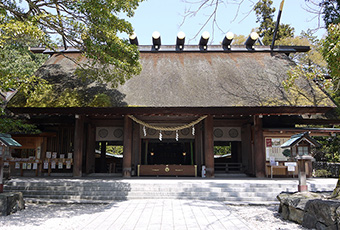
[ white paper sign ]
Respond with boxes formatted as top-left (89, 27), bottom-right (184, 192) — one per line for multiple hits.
top-left (287, 166), bottom-right (295, 172)
top-left (52, 152), bottom-right (57, 159)
top-left (15, 162), bottom-right (20, 169)
top-left (67, 153), bottom-right (73, 159)
top-left (60, 154), bottom-right (65, 159)
top-left (46, 152), bottom-right (52, 159)
top-left (43, 161), bottom-right (49, 169)
top-left (33, 163), bottom-right (38, 170)
top-left (27, 163), bottom-right (32, 170)
top-left (58, 162), bottom-right (63, 169)
top-left (36, 146), bottom-right (41, 159)
top-left (51, 161), bottom-right (56, 169)
top-left (66, 161), bottom-right (71, 169)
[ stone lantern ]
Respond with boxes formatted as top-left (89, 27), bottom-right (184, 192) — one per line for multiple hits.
top-left (281, 132), bottom-right (321, 192)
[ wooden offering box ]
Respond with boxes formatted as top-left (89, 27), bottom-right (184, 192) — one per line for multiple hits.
top-left (138, 165), bottom-right (197, 177)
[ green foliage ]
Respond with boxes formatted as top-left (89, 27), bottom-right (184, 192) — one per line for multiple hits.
top-left (214, 145), bottom-right (231, 155)
top-left (277, 30), bottom-right (327, 72)
top-left (232, 34), bottom-right (247, 45)
top-left (254, 0), bottom-right (294, 45)
top-left (322, 23), bottom-right (340, 81)
top-left (314, 136), bottom-right (340, 162)
top-left (314, 169), bottom-right (332, 177)
top-left (321, 0), bottom-right (340, 28)
top-left (0, 0), bottom-right (143, 86)
top-left (0, 118), bottom-right (39, 134)
top-left (0, 45), bottom-right (48, 92)
top-left (88, 94), bottom-right (112, 107)
top-left (106, 145), bottom-right (123, 155)
top-left (22, 84), bottom-right (113, 108)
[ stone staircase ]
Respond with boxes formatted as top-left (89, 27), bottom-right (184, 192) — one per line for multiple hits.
top-left (4, 177), bottom-right (337, 204)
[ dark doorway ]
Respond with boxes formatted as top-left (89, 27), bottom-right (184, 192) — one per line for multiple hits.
top-left (94, 141), bottom-right (123, 173)
top-left (141, 139), bottom-right (195, 165)
top-left (214, 141), bottom-right (242, 173)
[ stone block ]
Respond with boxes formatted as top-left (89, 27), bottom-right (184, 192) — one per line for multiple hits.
top-left (0, 192), bottom-right (25, 216)
top-left (280, 204), bottom-right (289, 220)
top-left (315, 221), bottom-right (337, 230)
top-left (302, 212), bottom-right (317, 229)
top-left (288, 206), bottom-right (304, 224)
top-left (305, 199), bottom-right (340, 227)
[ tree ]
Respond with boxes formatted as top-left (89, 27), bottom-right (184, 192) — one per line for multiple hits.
top-left (277, 30), bottom-right (327, 71)
top-left (322, 0), bottom-right (340, 27)
top-left (0, 0), bottom-right (144, 133)
top-left (254, 0), bottom-right (294, 45)
top-left (321, 23), bottom-right (340, 110)
top-left (0, 0), bottom-right (143, 87)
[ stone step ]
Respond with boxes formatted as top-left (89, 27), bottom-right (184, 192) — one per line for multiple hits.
top-left (21, 194), bottom-right (277, 202)
top-left (14, 189), bottom-right (281, 198)
top-left (4, 178), bottom-right (337, 204)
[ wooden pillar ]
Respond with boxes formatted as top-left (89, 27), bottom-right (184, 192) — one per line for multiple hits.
top-left (86, 124), bottom-right (96, 174)
top-left (100, 141), bottom-right (107, 173)
top-left (241, 124), bottom-right (251, 174)
top-left (195, 123), bottom-right (203, 175)
top-left (123, 115), bottom-right (132, 177)
top-left (204, 115), bottom-right (214, 178)
top-left (254, 115), bottom-right (265, 177)
top-left (132, 122), bottom-right (140, 176)
top-left (73, 114), bottom-right (84, 177)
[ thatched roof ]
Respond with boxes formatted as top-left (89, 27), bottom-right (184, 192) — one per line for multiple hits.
top-left (10, 45), bottom-right (336, 109)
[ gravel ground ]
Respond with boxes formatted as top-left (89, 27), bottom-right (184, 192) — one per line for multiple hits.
top-left (228, 205), bottom-right (306, 230)
top-left (0, 202), bottom-right (306, 230)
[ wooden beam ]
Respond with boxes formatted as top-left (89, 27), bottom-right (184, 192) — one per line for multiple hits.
top-left (123, 115), bottom-right (133, 177)
top-left (73, 114), bottom-right (84, 177)
top-left (204, 115), bottom-right (214, 178)
top-left (254, 115), bottom-right (265, 177)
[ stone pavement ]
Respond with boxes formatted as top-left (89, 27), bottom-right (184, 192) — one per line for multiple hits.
top-left (80, 199), bottom-right (251, 230)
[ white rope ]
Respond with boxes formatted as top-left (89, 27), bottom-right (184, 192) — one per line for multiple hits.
top-left (128, 115), bottom-right (207, 131)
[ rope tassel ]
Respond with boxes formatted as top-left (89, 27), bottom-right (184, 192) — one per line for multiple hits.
top-left (159, 130), bottom-right (162, 141)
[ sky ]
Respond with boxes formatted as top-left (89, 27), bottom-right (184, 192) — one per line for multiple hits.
top-left (123, 0), bottom-right (327, 45)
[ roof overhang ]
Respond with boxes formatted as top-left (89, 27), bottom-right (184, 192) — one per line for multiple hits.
top-left (0, 134), bottom-right (22, 147)
top-left (8, 106), bottom-right (334, 117)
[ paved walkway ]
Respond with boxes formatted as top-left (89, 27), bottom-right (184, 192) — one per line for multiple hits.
top-left (80, 199), bottom-right (251, 230)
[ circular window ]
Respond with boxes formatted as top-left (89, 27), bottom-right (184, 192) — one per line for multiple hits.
top-left (180, 128), bottom-right (190, 136)
top-left (164, 131), bottom-right (173, 136)
top-left (214, 128), bottom-right (224, 138)
top-left (229, 128), bottom-right (239, 138)
top-left (113, 128), bottom-right (123, 138)
top-left (98, 129), bottom-right (108, 138)
top-left (147, 128), bottom-right (156, 136)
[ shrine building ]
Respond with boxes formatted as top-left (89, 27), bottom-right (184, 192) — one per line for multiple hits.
top-left (6, 32), bottom-right (338, 178)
